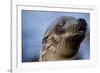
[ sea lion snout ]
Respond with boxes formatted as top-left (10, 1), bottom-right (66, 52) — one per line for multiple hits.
top-left (70, 18), bottom-right (87, 43)
top-left (77, 18), bottom-right (87, 33)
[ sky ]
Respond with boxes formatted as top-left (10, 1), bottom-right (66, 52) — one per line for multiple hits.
top-left (22, 10), bottom-right (90, 62)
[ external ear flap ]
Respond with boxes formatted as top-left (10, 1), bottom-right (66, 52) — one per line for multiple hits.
top-left (42, 35), bottom-right (48, 44)
top-left (77, 18), bottom-right (87, 28)
top-left (42, 32), bottom-right (50, 44)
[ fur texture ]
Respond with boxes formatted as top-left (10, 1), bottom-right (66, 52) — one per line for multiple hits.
top-left (39, 16), bottom-right (87, 61)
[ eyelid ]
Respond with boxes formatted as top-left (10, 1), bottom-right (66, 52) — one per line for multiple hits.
top-left (58, 21), bottom-right (65, 27)
top-left (59, 23), bottom-right (63, 26)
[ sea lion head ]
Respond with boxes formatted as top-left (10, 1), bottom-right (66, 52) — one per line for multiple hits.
top-left (53, 16), bottom-right (87, 58)
top-left (41, 16), bottom-right (87, 60)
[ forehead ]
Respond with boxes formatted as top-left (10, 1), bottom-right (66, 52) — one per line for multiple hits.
top-left (45, 16), bottom-right (78, 33)
top-left (56, 16), bottom-right (78, 25)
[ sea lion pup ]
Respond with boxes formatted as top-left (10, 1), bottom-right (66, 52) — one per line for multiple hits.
top-left (39, 16), bottom-right (87, 61)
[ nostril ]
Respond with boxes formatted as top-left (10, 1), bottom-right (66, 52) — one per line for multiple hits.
top-left (77, 18), bottom-right (87, 28)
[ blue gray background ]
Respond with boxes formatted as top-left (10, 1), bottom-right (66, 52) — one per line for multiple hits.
top-left (22, 10), bottom-right (90, 62)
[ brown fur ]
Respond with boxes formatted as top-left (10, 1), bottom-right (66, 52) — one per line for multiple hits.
top-left (39, 16), bottom-right (87, 61)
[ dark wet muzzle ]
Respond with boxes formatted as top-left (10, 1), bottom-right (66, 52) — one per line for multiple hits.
top-left (77, 18), bottom-right (87, 33)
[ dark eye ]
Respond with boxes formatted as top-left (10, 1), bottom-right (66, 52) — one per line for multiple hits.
top-left (58, 21), bottom-right (66, 27)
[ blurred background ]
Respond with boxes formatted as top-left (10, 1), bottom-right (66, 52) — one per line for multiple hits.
top-left (22, 10), bottom-right (90, 62)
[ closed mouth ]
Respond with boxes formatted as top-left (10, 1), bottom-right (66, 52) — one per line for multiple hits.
top-left (65, 23), bottom-right (87, 46)
top-left (73, 23), bottom-right (87, 34)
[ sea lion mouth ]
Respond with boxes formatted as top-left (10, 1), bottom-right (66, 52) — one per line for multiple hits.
top-left (67, 26), bottom-right (86, 44)
top-left (69, 18), bottom-right (87, 40)
top-left (73, 24), bottom-right (86, 34)
top-left (72, 26), bottom-right (86, 38)
top-left (64, 19), bottom-right (87, 54)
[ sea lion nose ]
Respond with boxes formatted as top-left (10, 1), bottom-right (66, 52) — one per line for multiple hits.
top-left (77, 18), bottom-right (87, 33)
top-left (77, 18), bottom-right (87, 28)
